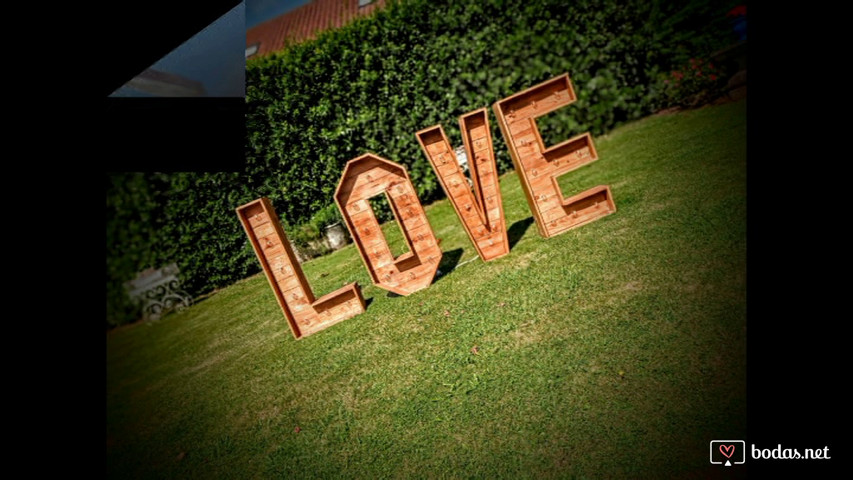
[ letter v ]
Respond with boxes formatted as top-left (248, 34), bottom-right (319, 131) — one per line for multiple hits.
top-left (416, 108), bottom-right (509, 261)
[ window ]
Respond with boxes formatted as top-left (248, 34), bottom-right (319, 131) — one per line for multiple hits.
top-left (245, 43), bottom-right (259, 58)
top-left (358, 0), bottom-right (375, 7)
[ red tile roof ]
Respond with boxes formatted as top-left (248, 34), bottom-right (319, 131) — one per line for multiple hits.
top-left (247, 0), bottom-right (386, 58)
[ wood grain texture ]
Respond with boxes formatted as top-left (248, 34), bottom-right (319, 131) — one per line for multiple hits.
top-left (335, 153), bottom-right (442, 296)
top-left (493, 73), bottom-right (616, 238)
top-left (236, 197), bottom-right (366, 339)
top-left (416, 108), bottom-right (509, 261)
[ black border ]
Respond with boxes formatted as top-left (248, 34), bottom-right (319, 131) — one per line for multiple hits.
top-left (99, 0), bottom-right (244, 172)
top-left (100, 97), bottom-right (245, 172)
top-left (745, 3), bottom-right (838, 474)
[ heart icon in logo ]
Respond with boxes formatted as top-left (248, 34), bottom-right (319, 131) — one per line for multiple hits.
top-left (719, 444), bottom-right (735, 458)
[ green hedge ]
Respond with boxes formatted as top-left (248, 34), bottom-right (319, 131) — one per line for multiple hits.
top-left (107, 0), bottom-right (738, 327)
top-left (246, 0), bottom-right (736, 220)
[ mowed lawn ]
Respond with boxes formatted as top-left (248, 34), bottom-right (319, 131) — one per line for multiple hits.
top-left (107, 100), bottom-right (746, 479)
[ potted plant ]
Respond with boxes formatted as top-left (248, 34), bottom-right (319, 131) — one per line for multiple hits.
top-left (312, 204), bottom-right (349, 251)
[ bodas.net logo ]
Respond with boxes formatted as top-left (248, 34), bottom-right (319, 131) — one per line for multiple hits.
top-left (710, 440), bottom-right (746, 466)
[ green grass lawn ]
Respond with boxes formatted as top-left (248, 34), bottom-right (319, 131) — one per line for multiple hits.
top-left (107, 100), bottom-right (746, 479)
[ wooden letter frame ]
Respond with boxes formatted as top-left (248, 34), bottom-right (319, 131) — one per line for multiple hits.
top-left (236, 197), bottom-right (366, 339)
top-left (493, 73), bottom-right (616, 238)
top-left (335, 153), bottom-right (442, 296)
top-left (416, 108), bottom-right (509, 261)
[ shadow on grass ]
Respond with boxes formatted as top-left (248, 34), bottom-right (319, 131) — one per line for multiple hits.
top-left (435, 248), bottom-right (463, 281)
top-left (508, 217), bottom-right (535, 250)
top-left (385, 248), bottom-right (463, 296)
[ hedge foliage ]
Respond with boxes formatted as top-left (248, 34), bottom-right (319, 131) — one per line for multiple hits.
top-left (107, 0), bottom-right (739, 326)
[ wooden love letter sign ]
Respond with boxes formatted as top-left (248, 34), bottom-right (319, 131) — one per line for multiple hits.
top-left (236, 198), bottom-right (366, 339)
top-left (493, 73), bottom-right (616, 238)
top-left (335, 153), bottom-right (442, 296)
top-left (416, 108), bottom-right (509, 261)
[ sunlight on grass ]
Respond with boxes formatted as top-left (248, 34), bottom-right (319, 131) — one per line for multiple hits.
top-left (108, 101), bottom-right (746, 479)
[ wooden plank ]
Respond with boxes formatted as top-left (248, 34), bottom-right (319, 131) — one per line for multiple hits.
top-left (472, 149), bottom-right (492, 166)
top-left (389, 192), bottom-right (416, 209)
top-left (467, 125), bottom-right (488, 140)
top-left (512, 131), bottom-right (538, 148)
top-left (294, 312), bottom-right (318, 329)
top-left (359, 229), bottom-right (387, 250)
top-left (480, 182), bottom-right (501, 202)
top-left (275, 272), bottom-right (303, 292)
top-left (244, 204), bottom-right (271, 228)
top-left (480, 231), bottom-right (509, 257)
top-left (529, 171), bottom-right (564, 193)
top-left (262, 243), bottom-right (286, 259)
top-left (471, 137), bottom-right (490, 153)
top-left (432, 160), bottom-right (457, 179)
top-left (344, 168), bottom-right (396, 200)
top-left (370, 248), bottom-right (395, 268)
top-left (252, 222), bottom-right (277, 238)
top-left (516, 143), bottom-right (542, 161)
top-left (540, 204), bottom-right (568, 223)
top-left (335, 162), bottom-right (396, 199)
top-left (486, 206), bottom-right (502, 225)
top-left (256, 234), bottom-right (282, 253)
top-left (444, 173), bottom-right (470, 199)
top-left (409, 223), bottom-right (438, 250)
top-left (345, 199), bottom-right (369, 216)
top-left (509, 119), bottom-right (535, 137)
top-left (496, 73), bottom-right (574, 115)
top-left (270, 256), bottom-right (297, 281)
top-left (540, 185), bottom-right (616, 229)
top-left (425, 140), bottom-right (448, 155)
top-left (474, 157), bottom-right (495, 175)
top-left (477, 170), bottom-right (497, 189)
